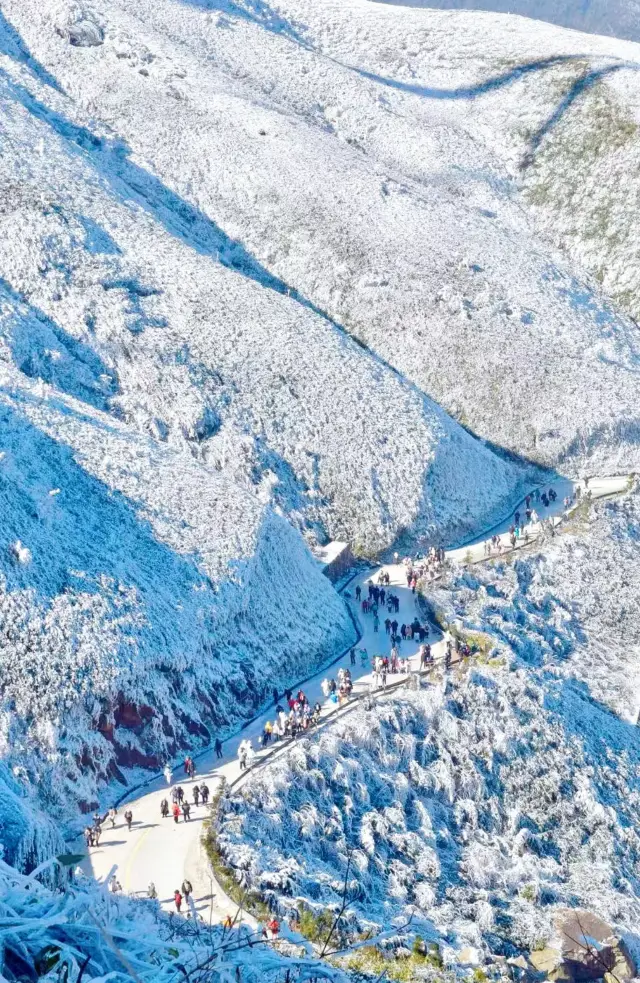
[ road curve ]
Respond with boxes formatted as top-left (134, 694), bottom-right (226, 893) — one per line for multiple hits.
top-left (79, 474), bottom-right (631, 922)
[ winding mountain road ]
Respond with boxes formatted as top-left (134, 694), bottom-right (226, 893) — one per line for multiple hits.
top-left (80, 474), bottom-right (630, 923)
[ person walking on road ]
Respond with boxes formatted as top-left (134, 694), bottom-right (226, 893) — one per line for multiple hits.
top-left (124, 809), bottom-right (133, 831)
top-left (161, 798), bottom-right (169, 818)
top-left (193, 785), bottom-right (200, 806)
top-left (173, 803), bottom-right (180, 824)
top-left (200, 783), bottom-right (210, 804)
top-left (108, 807), bottom-right (117, 828)
top-left (350, 647), bottom-right (356, 666)
top-left (214, 738), bottom-right (223, 759)
top-left (163, 764), bottom-right (172, 785)
top-left (181, 879), bottom-right (193, 902)
top-left (174, 889), bottom-right (182, 913)
top-left (148, 882), bottom-right (157, 900)
top-left (183, 801), bottom-right (191, 821)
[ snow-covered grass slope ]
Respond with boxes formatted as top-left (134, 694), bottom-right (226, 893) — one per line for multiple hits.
top-left (4, 0), bottom-right (640, 473)
top-left (217, 673), bottom-right (640, 964)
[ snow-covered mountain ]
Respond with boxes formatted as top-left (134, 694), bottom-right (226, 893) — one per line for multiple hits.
top-left (0, 0), bottom-right (639, 930)
top-left (0, 0), bottom-right (549, 820)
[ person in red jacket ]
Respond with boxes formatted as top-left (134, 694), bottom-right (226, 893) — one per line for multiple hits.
top-left (267, 917), bottom-right (280, 938)
top-left (174, 889), bottom-right (182, 912)
top-left (172, 803), bottom-right (180, 824)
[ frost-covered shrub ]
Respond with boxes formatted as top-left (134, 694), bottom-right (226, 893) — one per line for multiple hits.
top-left (217, 673), bottom-right (640, 955)
top-left (8, 540), bottom-right (31, 565)
top-left (432, 488), bottom-right (640, 722)
top-left (54, 4), bottom-right (104, 46)
top-left (0, 763), bottom-right (62, 874)
top-left (0, 852), bottom-right (343, 983)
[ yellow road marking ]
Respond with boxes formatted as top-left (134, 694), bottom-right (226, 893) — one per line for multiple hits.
top-left (124, 827), bottom-right (151, 893)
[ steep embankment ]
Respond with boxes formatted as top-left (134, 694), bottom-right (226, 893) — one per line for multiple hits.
top-left (0, 371), bottom-right (356, 817)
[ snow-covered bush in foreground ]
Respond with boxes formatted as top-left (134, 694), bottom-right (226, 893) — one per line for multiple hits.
top-left (216, 674), bottom-right (640, 963)
top-left (0, 854), bottom-right (342, 983)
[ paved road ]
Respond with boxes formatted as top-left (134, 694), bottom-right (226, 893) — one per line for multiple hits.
top-left (448, 475), bottom-right (629, 563)
top-left (80, 473), bottom-right (631, 922)
top-left (83, 560), bottom-right (444, 920)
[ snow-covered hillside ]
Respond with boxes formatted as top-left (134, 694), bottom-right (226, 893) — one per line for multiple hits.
top-left (4, 0), bottom-right (640, 472)
top-left (0, 365), bottom-right (358, 816)
top-left (0, 30), bottom-right (524, 550)
top-left (430, 485), bottom-right (640, 723)
top-left (214, 488), bottom-right (640, 966)
top-left (217, 670), bottom-right (640, 964)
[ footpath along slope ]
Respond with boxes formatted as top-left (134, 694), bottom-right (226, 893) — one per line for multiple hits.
top-left (82, 475), bottom-right (631, 921)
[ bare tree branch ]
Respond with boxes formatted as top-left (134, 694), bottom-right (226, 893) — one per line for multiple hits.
top-left (319, 853), bottom-right (352, 958)
top-left (561, 913), bottom-right (623, 983)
